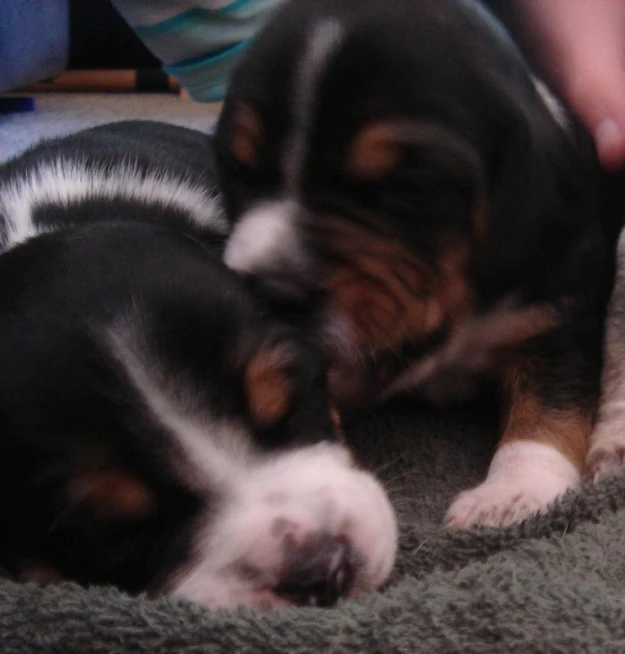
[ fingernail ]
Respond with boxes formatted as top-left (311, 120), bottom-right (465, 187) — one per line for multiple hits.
top-left (596, 118), bottom-right (625, 168)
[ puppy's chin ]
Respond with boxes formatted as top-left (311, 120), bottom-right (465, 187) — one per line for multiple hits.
top-left (168, 442), bottom-right (398, 610)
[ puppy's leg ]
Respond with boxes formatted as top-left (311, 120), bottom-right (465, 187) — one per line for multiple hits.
top-left (588, 230), bottom-right (625, 481)
top-left (446, 346), bottom-right (594, 528)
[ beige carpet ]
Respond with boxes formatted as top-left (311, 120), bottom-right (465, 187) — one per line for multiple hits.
top-left (0, 93), bottom-right (221, 162)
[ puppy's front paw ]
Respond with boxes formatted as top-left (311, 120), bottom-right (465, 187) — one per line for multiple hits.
top-left (445, 441), bottom-right (580, 529)
top-left (587, 422), bottom-right (625, 483)
top-left (445, 478), bottom-right (569, 528)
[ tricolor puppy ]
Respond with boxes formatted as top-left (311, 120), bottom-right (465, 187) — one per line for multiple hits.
top-left (0, 122), bottom-right (396, 609)
top-left (218, 0), bottom-right (617, 528)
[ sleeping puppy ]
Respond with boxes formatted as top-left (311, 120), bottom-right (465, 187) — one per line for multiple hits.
top-left (217, 0), bottom-right (618, 528)
top-left (0, 121), bottom-right (397, 609)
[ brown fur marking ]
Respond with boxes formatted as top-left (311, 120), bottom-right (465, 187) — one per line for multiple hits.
top-left (69, 470), bottom-right (153, 521)
top-left (324, 220), bottom-right (471, 353)
top-left (330, 408), bottom-right (342, 427)
top-left (231, 104), bottom-right (262, 168)
top-left (245, 346), bottom-right (292, 427)
top-left (19, 565), bottom-right (63, 586)
top-left (348, 123), bottom-right (402, 180)
top-left (500, 367), bottom-right (591, 469)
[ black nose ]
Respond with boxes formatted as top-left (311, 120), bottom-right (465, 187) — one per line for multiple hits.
top-left (273, 537), bottom-right (354, 607)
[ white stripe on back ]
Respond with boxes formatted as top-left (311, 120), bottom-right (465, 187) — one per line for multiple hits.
top-left (0, 158), bottom-right (227, 251)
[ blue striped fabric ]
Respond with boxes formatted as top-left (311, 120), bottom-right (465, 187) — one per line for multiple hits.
top-left (110, 0), bottom-right (284, 102)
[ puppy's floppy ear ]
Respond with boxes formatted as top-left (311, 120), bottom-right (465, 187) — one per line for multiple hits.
top-left (476, 81), bottom-right (603, 301)
top-left (403, 122), bottom-right (488, 237)
top-left (349, 120), bottom-right (488, 242)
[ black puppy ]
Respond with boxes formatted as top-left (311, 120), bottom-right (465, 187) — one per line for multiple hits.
top-left (0, 122), bottom-right (396, 609)
top-left (217, 0), bottom-right (619, 528)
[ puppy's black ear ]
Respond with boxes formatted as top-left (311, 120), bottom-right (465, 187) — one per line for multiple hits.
top-left (347, 120), bottom-right (488, 243)
top-left (404, 122), bottom-right (488, 227)
top-left (477, 82), bottom-right (604, 303)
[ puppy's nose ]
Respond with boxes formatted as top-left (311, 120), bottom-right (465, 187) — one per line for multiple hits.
top-left (273, 537), bottom-right (354, 607)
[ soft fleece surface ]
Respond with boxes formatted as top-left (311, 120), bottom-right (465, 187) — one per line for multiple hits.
top-left (2, 103), bottom-right (625, 652)
top-left (2, 397), bottom-right (625, 653)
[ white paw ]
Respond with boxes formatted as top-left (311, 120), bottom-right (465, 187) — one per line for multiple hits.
top-left (445, 441), bottom-right (580, 529)
top-left (445, 478), bottom-right (570, 528)
top-left (587, 421), bottom-right (625, 483)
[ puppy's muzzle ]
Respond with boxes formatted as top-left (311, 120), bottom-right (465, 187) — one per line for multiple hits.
top-left (273, 535), bottom-right (354, 607)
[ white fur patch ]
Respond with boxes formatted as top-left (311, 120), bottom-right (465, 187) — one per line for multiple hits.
top-left (283, 19), bottom-right (343, 191)
top-left (107, 319), bottom-right (397, 609)
top-left (106, 323), bottom-right (252, 490)
top-left (446, 441), bottom-right (579, 528)
top-left (224, 200), bottom-right (305, 276)
top-left (0, 158), bottom-right (226, 251)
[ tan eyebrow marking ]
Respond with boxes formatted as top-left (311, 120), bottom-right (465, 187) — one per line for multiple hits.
top-left (231, 104), bottom-right (263, 168)
top-left (245, 345), bottom-right (292, 428)
top-left (348, 122), bottom-right (402, 180)
top-left (68, 469), bottom-right (154, 521)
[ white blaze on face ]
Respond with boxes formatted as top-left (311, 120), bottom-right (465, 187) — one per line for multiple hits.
top-left (224, 20), bottom-right (344, 279)
top-left (283, 19), bottom-right (344, 192)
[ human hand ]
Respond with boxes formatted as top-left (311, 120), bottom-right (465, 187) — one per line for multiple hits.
top-left (521, 0), bottom-right (625, 170)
